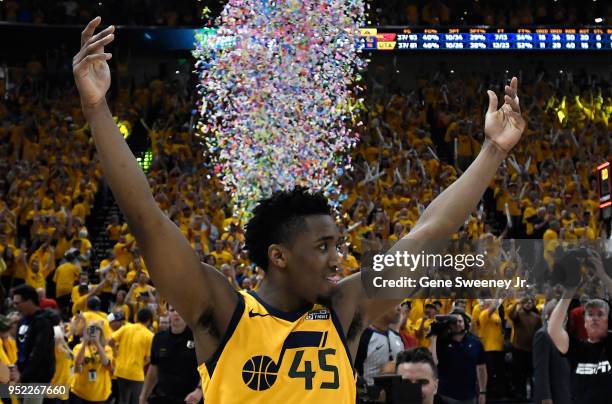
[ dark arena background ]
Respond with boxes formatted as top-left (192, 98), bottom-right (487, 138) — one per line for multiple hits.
top-left (0, 1), bottom-right (611, 404)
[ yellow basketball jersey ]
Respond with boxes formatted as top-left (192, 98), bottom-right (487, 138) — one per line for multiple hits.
top-left (198, 291), bottom-right (356, 403)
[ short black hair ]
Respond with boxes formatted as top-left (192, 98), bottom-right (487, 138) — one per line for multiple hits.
top-left (137, 307), bottom-right (153, 324)
top-left (396, 347), bottom-right (438, 378)
top-left (13, 284), bottom-right (39, 306)
top-left (245, 186), bottom-right (332, 271)
top-left (87, 296), bottom-right (101, 311)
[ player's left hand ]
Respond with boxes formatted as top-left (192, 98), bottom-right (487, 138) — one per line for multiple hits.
top-left (484, 77), bottom-right (526, 153)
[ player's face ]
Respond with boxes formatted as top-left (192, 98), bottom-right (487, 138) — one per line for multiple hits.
top-left (585, 307), bottom-right (608, 341)
top-left (286, 215), bottom-right (341, 304)
top-left (397, 362), bottom-right (438, 404)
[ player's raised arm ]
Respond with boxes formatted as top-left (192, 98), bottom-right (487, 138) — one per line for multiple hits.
top-left (337, 78), bottom-right (527, 328)
top-left (72, 18), bottom-right (237, 345)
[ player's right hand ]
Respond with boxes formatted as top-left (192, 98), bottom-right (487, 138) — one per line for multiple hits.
top-left (73, 17), bottom-right (115, 109)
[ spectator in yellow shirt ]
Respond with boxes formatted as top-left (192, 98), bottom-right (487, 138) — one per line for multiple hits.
top-left (210, 240), bottom-right (233, 267)
top-left (106, 215), bottom-right (122, 241)
top-left (53, 251), bottom-right (82, 313)
top-left (71, 323), bottom-right (114, 403)
top-left (479, 299), bottom-right (506, 398)
top-left (413, 303), bottom-right (437, 348)
top-left (339, 244), bottom-right (359, 276)
top-left (128, 272), bottom-right (156, 306)
top-left (25, 259), bottom-right (51, 290)
top-left (109, 308), bottom-right (154, 404)
top-left (51, 326), bottom-right (73, 401)
top-left (82, 296), bottom-right (113, 341)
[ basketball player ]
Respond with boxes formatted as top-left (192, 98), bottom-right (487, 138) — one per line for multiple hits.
top-left (73, 17), bottom-right (526, 403)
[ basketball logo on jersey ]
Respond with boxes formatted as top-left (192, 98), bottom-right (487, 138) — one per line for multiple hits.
top-left (241, 330), bottom-right (339, 391)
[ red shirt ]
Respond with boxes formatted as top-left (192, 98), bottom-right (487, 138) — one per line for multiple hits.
top-left (400, 329), bottom-right (418, 349)
top-left (40, 298), bottom-right (58, 310)
top-left (569, 305), bottom-right (587, 341)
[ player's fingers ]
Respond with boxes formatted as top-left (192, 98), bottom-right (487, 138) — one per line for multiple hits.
top-left (83, 34), bottom-right (115, 59)
top-left (504, 95), bottom-right (521, 113)
top-left (510, 76), bottom-right (518, 94)
top-left (87, 25), bottom-right (115, 48)
top-left (504, 79), bottom-right (518, 100)
top-left (507, 111), bottom-right (526, 130)
top-left (73, 53), bottom-right (112, 75)
top-left (486, 90), bottom-right (498, 114)
top-left (73, 34), bottom-right (113, 66)
top-left (81, 16), bottom-right (102, 48)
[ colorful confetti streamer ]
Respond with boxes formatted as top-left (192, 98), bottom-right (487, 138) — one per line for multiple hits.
top-left (194, 0), bottom-right (367, 219)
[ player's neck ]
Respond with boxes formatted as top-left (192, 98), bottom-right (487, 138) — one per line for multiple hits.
top-left (255, 279), bottom-right (311, 313)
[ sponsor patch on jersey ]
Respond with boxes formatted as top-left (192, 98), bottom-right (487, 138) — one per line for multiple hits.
top-left (305, 309), bottom-right (330, 320)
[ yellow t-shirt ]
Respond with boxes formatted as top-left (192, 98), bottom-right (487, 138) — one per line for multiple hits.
top-left (0, 341), bottom-right (10, 365)
top-left (51, 344), bottom-right (73, 400)
top-left (411, 317), bottom-right (434, 348)
top-left (0, 337), bottom-right (16, 365)
top-left (211, 250), bottom-right (234, 266)
top-left (55, 237), bottom-right (72, 260)
top-left (71, 343), bottom-right (114, 402)
top-left (10, 249), bottom-right (27, 280)
top-left (25, 265), bottom-right (48, 290)
top-left (53, 262), bottom-right (81, 297)
top-left (111, 323), bottom-right (153, 381)
top-left (340, 254), bottom-right (359, 276)
top-left (72, 295), bottom-right (88, 315)
top-left (129, 284), bottom-right (155, 304)
top-left (113, 243), bottom-right (133, 269)
top-left (479, 309), bottom-right (504, 352)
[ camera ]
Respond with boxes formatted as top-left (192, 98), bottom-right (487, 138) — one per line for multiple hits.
top-left (87, 325), bottom-right (98, 337)
top-left (551, 246), bottom-right (590, 288)
top-left (428, 315), bottom-right (458, 337)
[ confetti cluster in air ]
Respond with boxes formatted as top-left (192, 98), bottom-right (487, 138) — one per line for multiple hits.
top-left (193, 0), bottom-right (367, 219)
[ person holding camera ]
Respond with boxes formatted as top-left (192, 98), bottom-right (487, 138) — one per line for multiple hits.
top-left (429, 310), bottom-right (487, 404)
top-left (548, 250), bottom-right (612, 403)
top-left (71, 322), bottom-right (114, 403)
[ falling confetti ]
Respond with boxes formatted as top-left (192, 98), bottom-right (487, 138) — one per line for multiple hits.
top-left (194, 0), bottom-right (367, 219)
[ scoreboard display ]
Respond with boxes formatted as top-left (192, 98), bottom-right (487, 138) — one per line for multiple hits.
top-left (358, 27), bottom-right (612, 51)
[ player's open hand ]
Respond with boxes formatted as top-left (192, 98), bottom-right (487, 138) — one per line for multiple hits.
top-left (73, 17), bottom-right (114, 109)
top-left (484, 77), bottom-right (526, 153)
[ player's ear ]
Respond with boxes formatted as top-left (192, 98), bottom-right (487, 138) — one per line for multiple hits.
top-left (268, 244), bottom-right (288, 269)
